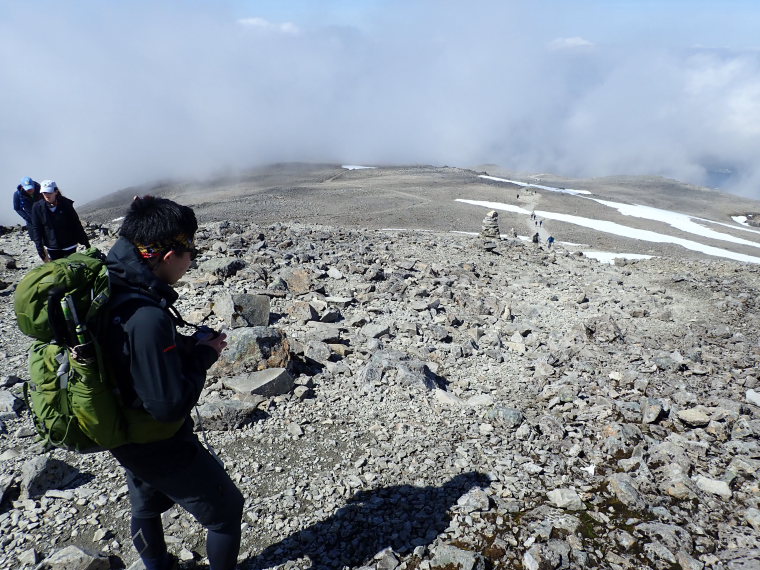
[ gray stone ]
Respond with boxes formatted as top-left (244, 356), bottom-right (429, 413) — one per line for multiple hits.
top-left (362, 322), bottom-right (391, 339)
top-left (636, 522), bottom-right (694, 557)
top-left (38, 545), bottom-right (109, 570)
top-left (486, 406), bottom-right (524, 427)
top-left (224, 368), bottom-right (294, 398)
top-left (642, 398), bottom-right (664, 423)
top-left (523, 541), bottom-right (570, 570)
top-left (0, 390), bottom-right (22, 414)
top-left (196, 398), bottom-right (263, 430)
top-left (325, 296), bottom-right (354, 308)
top-left (214, 292), bottom-right (271, 328)
top-left (17, 548), bottom-right (38, 566)
top-left (745, 507), bottom-right (760, 532)
top-left (466, 394), bottom-right (494, 408)
top-left (677, 407), bottom-right (711, 427)
top-left (0, 375), bottom-right (23, 388)
top-left (0, 474), bottom-right (14, 504)
top-left (21, 456), bottom-right (79, 499)
top-left (434, 389), bottom-right (465, 406)
top-left (233, 293), bottom-right (270, 326)
top-left (358, 350), bottom-right (438, 390)
top-left (547, 488), bottom-right (585, 511)
top-left (607, 473), bottom-right (646, 511)
top-left (198, 256), bottom-right (245, 278)
top-left (287, 300), bottom-right (318, 322)
top-left (716, 548), bottom-right (760, 570)
top-left (658, 464), bottom-right (697, 500)
top-left (456, 487), bottom-right (491, 513)
top-left (278, 267), bottom-right (312, 294)
top-left (0, 253), bottom-right (16, 269)
top-left (304, 322), bottom-right (343, 343)
top-left (304, 340), bottom-right (332, 364)
top-left (429, 544), bottom-right (484, 570)
top-left (695, 475), bottom-right (732, 499)
top-left (213, 326), bottom-right (291, 375)
top-left (211, 292), bottom-right (235, 326)
top-left (681, 552), bottom-right (710, 570)
top-left (747, 389), bottom-right (760, 407)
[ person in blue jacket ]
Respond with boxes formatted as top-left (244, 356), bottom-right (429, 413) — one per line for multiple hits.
top-left (29, 180), bottom-right (90, 262)
top-left (13, 177), bottom-right (42, 238)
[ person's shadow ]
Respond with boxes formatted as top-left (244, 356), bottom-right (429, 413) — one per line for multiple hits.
top-left (244, 471), bottom-right (489, 570)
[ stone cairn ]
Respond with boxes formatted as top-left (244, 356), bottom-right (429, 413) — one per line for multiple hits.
top-left (480, 210), bottom-right (500, 238)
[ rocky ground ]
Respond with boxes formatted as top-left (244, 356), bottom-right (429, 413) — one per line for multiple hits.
top-left (0, 205), bottom-right (759, 569)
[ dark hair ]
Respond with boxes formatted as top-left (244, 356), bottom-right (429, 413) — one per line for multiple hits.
top-left (119, 196), bottom-right (197, 245)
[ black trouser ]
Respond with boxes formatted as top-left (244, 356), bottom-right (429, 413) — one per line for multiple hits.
top-left (110, 425), bottom-right (244, 568)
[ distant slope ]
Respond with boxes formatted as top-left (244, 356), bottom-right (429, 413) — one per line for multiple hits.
top-left (79, 162), bottom-right (760, 264)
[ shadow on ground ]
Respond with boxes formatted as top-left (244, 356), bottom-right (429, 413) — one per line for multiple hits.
top-left (243, 471), bottom-right (489, 570)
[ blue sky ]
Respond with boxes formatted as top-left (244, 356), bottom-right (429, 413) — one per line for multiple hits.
top-left (3, 1), bottom-right (760, 224)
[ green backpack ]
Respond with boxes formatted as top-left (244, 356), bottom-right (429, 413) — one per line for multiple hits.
top-left (14, 248), bottom-right (129, 452)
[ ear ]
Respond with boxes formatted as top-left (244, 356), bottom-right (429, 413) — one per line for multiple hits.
top-left (161, 249), bottom-right (178, 264)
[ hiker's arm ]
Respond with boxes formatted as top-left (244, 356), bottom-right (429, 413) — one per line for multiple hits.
top-left (126, 306), bottom-right (215, 423)
top-left (69, 206), bottom-right (90, 248)
top-left (29, 208), bottom-right (46, 259)
top-left (13, 193), bottom-right (26, 222)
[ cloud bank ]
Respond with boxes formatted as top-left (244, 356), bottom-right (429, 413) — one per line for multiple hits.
top-left (2, 1), bottom-right (760, 224)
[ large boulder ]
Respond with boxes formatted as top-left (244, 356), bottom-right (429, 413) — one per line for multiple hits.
top-left (21, 456), bottom-right (79, 499)
top-left (277, 267), bottom-right (312, 295)
top-left (198, 257), bottom-right (246, 278)
top-left (212, 326), bottom-right (291, 376)
top-left (224, 368), bottom-right (295, 398)
top-left (213, 292), bottom-right (270, 328)
top-left (37, 545), bottom-right (109, 570)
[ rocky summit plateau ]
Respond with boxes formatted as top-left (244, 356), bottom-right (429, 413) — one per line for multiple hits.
top-left (0, 163), bottom-right (759, 570)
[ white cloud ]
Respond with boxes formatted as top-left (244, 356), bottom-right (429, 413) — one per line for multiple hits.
top-left (2, 1), bottom-right (760, 225)
top-left (237, 17), bottom-right (300, 34)
top-left (548, 36), bottom-right (594, 50)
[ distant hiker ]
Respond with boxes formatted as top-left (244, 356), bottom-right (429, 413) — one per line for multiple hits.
top-left (532, 232), bottom-right (539, 244)
top-left (539, 220), bottom-right (543, 227)
top-left (104, 196), bottom-right (242, 570)
top-left (30, 180), bottom-right (90, 262)
top-left (13, 176), bottom-right (42, 238)
top-left (547, 236), bottom-right (555, 248)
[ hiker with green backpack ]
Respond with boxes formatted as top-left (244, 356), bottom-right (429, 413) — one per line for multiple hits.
top-left (103, 196), bottom-right (242, 570)
top-left (15, 196), bottom-right (243, 570)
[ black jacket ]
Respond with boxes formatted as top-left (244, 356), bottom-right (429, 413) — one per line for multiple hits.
top-left (13, 184), bottom-right (41, 224)
top-left (30, 195), bottom-right (90, 258)
top-left (105, 237), bottom-right (218, 425)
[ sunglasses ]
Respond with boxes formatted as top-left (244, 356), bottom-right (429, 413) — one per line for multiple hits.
top-left (167, 244), bottom-right (199, 261)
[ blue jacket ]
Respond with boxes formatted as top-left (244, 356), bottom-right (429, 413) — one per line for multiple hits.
top-left (13, 183), bottom-right (42, 224)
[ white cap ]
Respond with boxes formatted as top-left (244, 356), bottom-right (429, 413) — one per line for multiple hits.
top-left (40, 180), bottom-right (58, 193)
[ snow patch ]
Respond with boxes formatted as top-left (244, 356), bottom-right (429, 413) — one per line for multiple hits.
top-left (478, 175), bottom-right (591, 195)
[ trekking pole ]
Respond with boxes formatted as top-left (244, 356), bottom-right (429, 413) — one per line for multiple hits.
top-left (64, 296), bottom-right (88, 345)
top-left (59, 297), bottom-right (79, 346)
